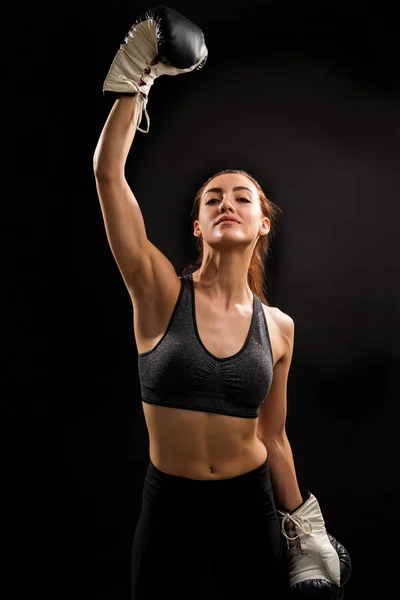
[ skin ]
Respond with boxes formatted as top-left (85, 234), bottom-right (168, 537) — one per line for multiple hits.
top-left (143, 172), bottom-right (275, 480)
top-left (94, 95), bottom-right (303, 503)
top-left (192, 172), bottom-right (270, 308)
top-left (142, 172), bottom-right (302, 506)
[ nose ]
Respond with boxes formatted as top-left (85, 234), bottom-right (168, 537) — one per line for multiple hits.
top-left (219, 196), bottom-right (235, 212)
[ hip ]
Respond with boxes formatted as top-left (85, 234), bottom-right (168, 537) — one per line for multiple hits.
top-left (140, 452), bottom-right (278, 534)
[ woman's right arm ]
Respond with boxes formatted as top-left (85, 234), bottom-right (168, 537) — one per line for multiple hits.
top-left (93, 7), bottom-right (207, 302)
top-left (93, 95), bottom-right (180, 310)
top-left (93, 95), bottom-right (149, 289)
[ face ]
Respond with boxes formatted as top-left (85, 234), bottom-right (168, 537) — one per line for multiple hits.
top-left (193, 173), bottom-right (270, 247)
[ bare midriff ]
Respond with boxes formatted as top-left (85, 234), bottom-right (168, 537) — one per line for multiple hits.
top-left (142, 402), bottom-right (268, 480)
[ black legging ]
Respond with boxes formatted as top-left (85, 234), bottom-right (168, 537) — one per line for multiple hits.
top-left (131, 458), bottom-right (290, 599)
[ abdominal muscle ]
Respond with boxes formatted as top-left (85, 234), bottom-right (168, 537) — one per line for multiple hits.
top-left (142, 402), bottom-right (268, 480)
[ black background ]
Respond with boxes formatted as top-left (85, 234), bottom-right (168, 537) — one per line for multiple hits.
top-left (6, 1), bottom-right (398, 598)
top-left (77, 2), bottom-right (398, 598)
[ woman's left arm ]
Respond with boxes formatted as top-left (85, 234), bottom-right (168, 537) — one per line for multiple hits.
top-left (257, 312), bottom-right (303, 512)
top-left (258, 312), bottom-right (353, 594)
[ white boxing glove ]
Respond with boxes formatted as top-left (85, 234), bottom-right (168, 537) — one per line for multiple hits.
top-left (277, 491), bottom-right (352, 598)
top-left (103, 5), bottom-right (208, 133)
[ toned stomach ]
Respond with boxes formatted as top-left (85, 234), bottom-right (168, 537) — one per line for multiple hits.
top-left (142, 402), bottom-right (268, 480)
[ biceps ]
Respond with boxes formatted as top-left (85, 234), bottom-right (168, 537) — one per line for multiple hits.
top-left (257, 358), bottom-right (289, 440)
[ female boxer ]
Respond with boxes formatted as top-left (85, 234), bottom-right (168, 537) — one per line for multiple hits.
top-left (93, 6), bottom-right (351, 599)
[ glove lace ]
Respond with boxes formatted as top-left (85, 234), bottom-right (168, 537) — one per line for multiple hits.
top-left (118, 75), bottom-right (151, 133)
top-left (281, 513), bottom-right (313, 549)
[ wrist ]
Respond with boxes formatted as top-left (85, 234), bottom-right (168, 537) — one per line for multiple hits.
top-left (277, 490), bottom-right (311, 514)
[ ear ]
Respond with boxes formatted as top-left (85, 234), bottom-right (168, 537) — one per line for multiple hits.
top-left (261, 216), bottom-right (271, 234)
top-left (193, 220), bottom-right (201, 237)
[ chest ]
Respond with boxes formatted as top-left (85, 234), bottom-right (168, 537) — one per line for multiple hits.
top-left (193, 294), bottom-right (253, 360)
top-left (193, 290), bottom-right (281, 367)
top-left (134, 282), bottom-right (282, 367)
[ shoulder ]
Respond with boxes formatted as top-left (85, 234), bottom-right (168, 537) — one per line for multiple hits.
top-left (261, 304), bottom-right (295, 362)
top-left (262, 304), bottom-right (294, 335)
top-left (274, 308), bottom-right (294, 339)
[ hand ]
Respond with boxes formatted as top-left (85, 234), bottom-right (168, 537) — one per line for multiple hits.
top-left (277, 491), bottom-right (352, 598)
top-left (103, 5), bottom-right (208, 133)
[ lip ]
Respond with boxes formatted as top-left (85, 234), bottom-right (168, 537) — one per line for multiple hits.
top-left (215, 217), bottom-right (240, 226)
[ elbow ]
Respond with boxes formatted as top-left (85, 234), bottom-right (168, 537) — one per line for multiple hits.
top-left (92, 146), bottom-right (118, 180)
top-left (93, 160), bottom-right (123, 181)
top-left (93, 152), bottom-right (104, 178)
top-left (93, 152), bottom-right (109, 179)
top-left (92, 143), bottom-right (102, 175)
top-left (258, 429), bottom-right (287, 449)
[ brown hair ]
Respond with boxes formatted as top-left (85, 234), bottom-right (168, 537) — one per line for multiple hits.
top-left (181, 169), bottom-right (282, 306)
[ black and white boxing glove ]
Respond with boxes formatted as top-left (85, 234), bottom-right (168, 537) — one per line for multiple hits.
top-left (277, 491), bottom-right (352, 598)
top-left (103, 5), bottom-right (208, 133)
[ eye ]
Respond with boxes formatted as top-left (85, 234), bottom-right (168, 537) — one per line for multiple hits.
top-left (206, 197), bottom-right (250, 204)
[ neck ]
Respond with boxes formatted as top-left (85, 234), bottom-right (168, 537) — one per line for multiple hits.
top-left (192, 260), bottom-right (253, 310)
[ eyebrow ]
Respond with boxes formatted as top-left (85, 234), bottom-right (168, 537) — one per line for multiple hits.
top-left (204, 186), bottom-right (254, 197)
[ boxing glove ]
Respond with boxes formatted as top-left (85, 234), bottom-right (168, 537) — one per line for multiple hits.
top-left (277, 491), bottom-right (352, 598)
top-left (103, 5), bottom-right (208, 133)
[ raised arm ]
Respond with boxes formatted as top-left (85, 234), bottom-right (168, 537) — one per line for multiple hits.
top-left (92, 7), bottom-right (207, 300)
top-left (93, 95), bottom-right (149, 290)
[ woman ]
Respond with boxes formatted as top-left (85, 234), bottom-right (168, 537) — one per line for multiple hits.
top-left (94, 6), bottom-right (350, 599)
top-left (94, 96), bottom-right (301, 599)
